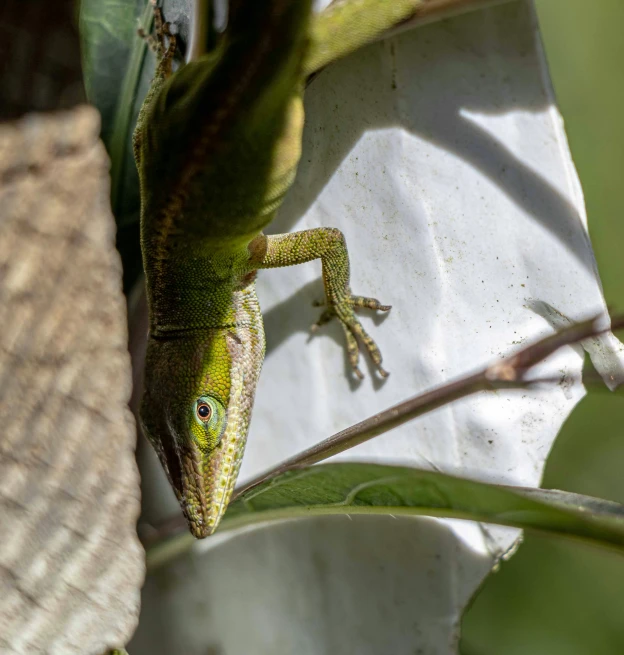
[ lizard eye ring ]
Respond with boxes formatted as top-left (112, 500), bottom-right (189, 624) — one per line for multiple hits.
top-left (196, 401), bottom-right (212, 422)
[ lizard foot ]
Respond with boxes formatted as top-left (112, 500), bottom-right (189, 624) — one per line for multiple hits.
top-left (311, 295), bottom-right (391, 380)
top-left (138, 1), bottom-right (177, 76)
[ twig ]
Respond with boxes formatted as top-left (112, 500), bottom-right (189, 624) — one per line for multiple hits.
top-left (234, 314), bottom-right (623, 499)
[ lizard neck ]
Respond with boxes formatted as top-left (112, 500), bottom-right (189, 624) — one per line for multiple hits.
top-left (141, 279), bottom-right (266, 537)
top-left (145, 244), bottom-right (257, 334)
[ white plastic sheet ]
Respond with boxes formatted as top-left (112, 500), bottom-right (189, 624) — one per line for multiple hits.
top-left (133, 2), bottom-right (623, 653)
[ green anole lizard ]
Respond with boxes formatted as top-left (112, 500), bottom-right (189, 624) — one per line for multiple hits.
top-left (135, 0), bottom-right (423, 538)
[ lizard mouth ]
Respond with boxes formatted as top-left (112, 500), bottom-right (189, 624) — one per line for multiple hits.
top-left (178, 442), bottom-right (222, 539)
top-left (145, 424), bottom-right (216, 537)
top-left (148, 328), bottom-right (259, 539)
top-left (180, 335), bottom-right (252, 538)
top-left (177, 437), bottom-right (241, 539)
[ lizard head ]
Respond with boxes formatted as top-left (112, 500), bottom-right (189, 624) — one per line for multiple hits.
top-left (140, 325), bottom-right (264, 538)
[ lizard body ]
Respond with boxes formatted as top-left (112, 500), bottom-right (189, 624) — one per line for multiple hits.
top-left (135, 0), bottom-right (423, 537)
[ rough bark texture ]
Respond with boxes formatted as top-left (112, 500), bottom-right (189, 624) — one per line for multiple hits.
top-left (0, 106), bottom-right (144, 654)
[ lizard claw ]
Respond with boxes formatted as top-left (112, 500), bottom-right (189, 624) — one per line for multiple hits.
top-left (138, 1), bottom-right (177, 75)
top-left (311, 293), bottom-right (390, 379)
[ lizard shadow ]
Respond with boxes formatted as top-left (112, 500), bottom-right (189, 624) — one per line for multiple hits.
top-left (270, 1), bottom-right (595, 276)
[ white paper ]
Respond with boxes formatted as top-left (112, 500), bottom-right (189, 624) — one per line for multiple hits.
top-left (132, 2), bottom-right (623, 653)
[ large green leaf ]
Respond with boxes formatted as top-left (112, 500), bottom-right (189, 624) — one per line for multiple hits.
top-left (80, 0), bottom-right (155, 288)
top-left (80, 0), bottom-right (144, 146)
top-left (146, 462), bottom-right (624, 568)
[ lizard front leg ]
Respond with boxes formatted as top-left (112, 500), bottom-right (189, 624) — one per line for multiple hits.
top-left (133, 1), bottom-right (177, 162)
top-left (249, 229), bottom-right (391, 379)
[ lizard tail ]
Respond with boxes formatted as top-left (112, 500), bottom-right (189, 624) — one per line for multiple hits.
top-left (140, 0), bottom-right (313, 209)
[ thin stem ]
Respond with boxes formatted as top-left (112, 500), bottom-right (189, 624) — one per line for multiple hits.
top-left (235, 315), bottom-right (620, 498)
top-left (233, 370), bottom-right (488, 498)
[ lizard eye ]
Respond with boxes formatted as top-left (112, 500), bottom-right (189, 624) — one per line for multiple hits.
top-left (196, 401), bottom-right (212, 421)
top-left (191, 396), bottom-right (226, 450)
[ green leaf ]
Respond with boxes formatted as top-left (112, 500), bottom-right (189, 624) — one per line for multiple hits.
top-left (147, 463), bottom-right (624, 568)
top-left (79, 0), bottom-right (146, 149)
top-left (79, 0), bottom-right (154, 289)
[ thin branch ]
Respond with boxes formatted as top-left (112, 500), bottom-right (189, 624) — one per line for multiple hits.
top-left (141, 314), bottom-right (624, 547)
top-left (234, 314), bottom-right (623, 499)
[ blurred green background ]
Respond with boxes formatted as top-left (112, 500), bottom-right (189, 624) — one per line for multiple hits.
top-left (461, 1), bottom-right (624, 653)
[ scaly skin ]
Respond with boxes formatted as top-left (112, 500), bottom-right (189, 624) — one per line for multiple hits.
top-left (135, 0), bottom-right (423, 538)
